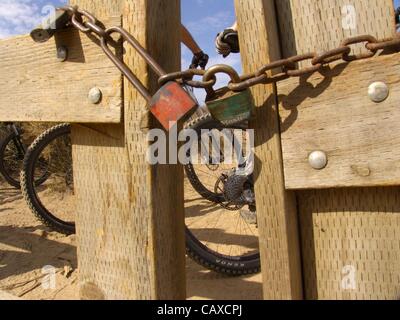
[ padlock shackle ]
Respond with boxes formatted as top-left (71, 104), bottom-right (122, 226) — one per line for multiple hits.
top-left (203, 64), bottom-right (241, 84)
top-left (101, 26), bottom-right (167, 102)
top-left (203, 64), bottom-right (242, 99)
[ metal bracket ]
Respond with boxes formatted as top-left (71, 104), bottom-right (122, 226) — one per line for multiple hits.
top-left (30, 10), bottom-right (71, 43)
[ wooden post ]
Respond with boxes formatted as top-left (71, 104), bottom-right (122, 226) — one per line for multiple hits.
top-left (236, 0), bottom-right (399, 300)
top-left (234, 0), bottom-right (304, 300)
top-left (70, 0), bottom-right (186, 299)
top-left (274, 0), bottom-right (399, 300)
top-left (237, 0), bottom-right (398, 300)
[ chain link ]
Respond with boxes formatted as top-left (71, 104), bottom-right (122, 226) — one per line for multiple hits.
top-left (160, 31), bottom-right (400, 92)
top-left (58, 5), bottom-right (400, 95)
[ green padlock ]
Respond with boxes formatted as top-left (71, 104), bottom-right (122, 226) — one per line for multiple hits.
top-left (203, 65), bottom-right (254, 126)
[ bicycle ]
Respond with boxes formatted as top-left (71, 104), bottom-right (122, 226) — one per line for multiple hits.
top-left (0, 122), bottom-right (26, 188)
top-left (0, 123), bottom-right (49, 189)
top-left (20, 123), bottom-right (74, 233)
top-left (184, 112), bottom-right (259, 275)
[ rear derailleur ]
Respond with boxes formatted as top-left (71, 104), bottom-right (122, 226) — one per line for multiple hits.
top-left (214, 169), bottom-right (257, 225)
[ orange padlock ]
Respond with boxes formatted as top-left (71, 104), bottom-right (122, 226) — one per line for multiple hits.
top-left (149, 82), bottom-right (198, 130)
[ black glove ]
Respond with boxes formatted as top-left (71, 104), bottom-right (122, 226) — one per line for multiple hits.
top-left (190, 51), bottom-right (209, 69)
top-left (216, 29), bottom-right (240, 58)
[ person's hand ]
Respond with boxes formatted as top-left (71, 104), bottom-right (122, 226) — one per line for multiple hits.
top-left (215, 29), bottom-right (240, 58)
top-left (190, 51), bottom-right (209, 69)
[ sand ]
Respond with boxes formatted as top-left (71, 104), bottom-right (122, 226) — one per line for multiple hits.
top-left (0, 176), bottom-right (262, 300)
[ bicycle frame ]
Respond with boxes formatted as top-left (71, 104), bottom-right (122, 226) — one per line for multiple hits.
top-left (6, 123), bottom-right (26, 157)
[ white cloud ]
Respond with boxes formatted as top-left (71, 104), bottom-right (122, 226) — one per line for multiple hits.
top-left (186, 11), bottom-right (234, 36)
top-left (0, 0), bottom-right (46, 39)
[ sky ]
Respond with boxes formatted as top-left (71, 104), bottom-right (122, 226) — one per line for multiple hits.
top-left (0, 0), bottom-right (398, 102)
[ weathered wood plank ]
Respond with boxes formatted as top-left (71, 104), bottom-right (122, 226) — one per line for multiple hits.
top-left (0, 17), bottom-right (122, 123)
top-left (277, 0), bottom-right (400, 300)
top-left (299, 188), bottom-right (400, 300)
top-left (279, 52), bottom-right (400, 190)
top-left (71, 0), bottom-right (186, 300)
top-left (234, 0), bottom-right (303, 300)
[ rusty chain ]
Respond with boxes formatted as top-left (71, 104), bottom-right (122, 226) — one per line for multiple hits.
top-left (164, 33), bottom-right (400, 92)
top-left (58, 5), bottom-right (400, 95)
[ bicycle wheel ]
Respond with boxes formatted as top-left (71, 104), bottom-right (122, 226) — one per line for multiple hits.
top-left (0, 130), bottom-right (25, 188)
top-left (21, 124), bottom-right (76, 235)
top-left (184, 114), bottom-right (260, 275)
top-left (0, 127), bottom-right (49, 189)
top-left (184, 114), bottom-right (247, 203)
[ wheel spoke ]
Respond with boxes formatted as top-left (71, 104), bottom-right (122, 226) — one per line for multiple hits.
top-left (184, 117), bottom-right (260, 274)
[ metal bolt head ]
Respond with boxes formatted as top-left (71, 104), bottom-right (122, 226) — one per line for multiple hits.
top-left (56, 46), bottom-right (68, 62)
top-left (368, 81), bottom-right (389, 103)
top-left (88, 87), bottom-right (102, 104)
top-left (309, 151), bottom-right (328, 170)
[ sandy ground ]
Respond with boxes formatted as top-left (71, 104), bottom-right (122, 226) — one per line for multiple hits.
top-left (0, 175), bottom-right (262, 300)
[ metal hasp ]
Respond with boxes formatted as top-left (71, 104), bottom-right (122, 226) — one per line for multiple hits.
top-left (203, 65), bottom-right (254, 126)
top-left (30, 9), bottom-right (71, 43)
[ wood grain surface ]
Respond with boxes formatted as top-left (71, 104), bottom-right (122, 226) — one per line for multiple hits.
top-left (235, 0), bottom-right (303, 300)
top-left (71, 0), bottom-right (186, 300)
top-left (276, 0), bottom-right (400, 300)
top-left (0, 17), bottom-right (122, 123)
top-left (279, 52), bottom-right (400, 190)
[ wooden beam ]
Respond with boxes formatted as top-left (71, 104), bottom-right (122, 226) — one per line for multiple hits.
top-left (0, 17), bottom-right (122, 123)
top-left (234, 0), bottom-right (303, 300)
top-left (279, 52), bottom-right (400, 190)
top-left (71, 0), bottom-right (186, 299)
